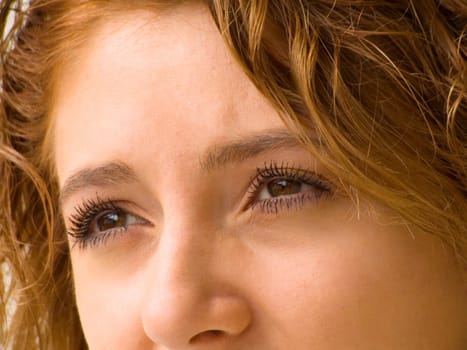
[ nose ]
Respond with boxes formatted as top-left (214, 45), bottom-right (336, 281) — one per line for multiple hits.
top-left (141, 224), bottom-right (252, 348)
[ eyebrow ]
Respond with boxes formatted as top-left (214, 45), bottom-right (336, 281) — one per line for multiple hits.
top-left (199, 129), bottom-right (301, 172)
top-left (59, 162), bottom-right (138, 204)
top-left (59, 129), bottom-right (303, 204)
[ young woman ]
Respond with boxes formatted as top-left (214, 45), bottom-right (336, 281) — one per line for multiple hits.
top-left (1, 0), bottom-right (466, 349)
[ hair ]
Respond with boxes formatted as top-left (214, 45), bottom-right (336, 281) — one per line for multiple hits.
top-left (0, 0), bottom-right (465, 348)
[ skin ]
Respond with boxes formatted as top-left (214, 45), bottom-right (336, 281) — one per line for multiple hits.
top-left (51, 3), bottom-right (467, 349)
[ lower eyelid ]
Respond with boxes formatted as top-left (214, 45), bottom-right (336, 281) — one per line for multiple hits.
top-left (70, 218), bottom-right (150, 251)
top-left (71, 227), bottom-right (126, 250)
top-left (251, 189), bottom-right (326, 214)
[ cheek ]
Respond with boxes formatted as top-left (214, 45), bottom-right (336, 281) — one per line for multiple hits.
top-left (243, 214), bottom-right (464, 346)
top-left (69, 205), bottom-right (466, 348)
top-left (71, 256), bottom-right (149, 348)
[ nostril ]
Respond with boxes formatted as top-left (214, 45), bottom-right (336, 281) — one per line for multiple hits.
top-left (189, 330), bottom-right (225, 344)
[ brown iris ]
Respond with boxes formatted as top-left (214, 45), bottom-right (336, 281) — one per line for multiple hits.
top-left (267, 178), bottom-right (303, 197)
top-left (96, 210), bottom-right (126, 232)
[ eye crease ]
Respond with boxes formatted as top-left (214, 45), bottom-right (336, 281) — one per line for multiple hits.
top-left (66, 161), bottom-right (333, 250)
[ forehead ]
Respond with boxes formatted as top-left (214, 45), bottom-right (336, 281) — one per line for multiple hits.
top-left (51, 3), bottom-right (285, 186)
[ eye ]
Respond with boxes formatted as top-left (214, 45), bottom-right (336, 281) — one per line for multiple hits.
top-left (247, 162), bottom-right (333, 214)
top-left (91, 208), bottom-right (142, 234)
top-left (67, 198), bottom-right (149, 250)
top-left (258, 178), bottom-right (313, 200)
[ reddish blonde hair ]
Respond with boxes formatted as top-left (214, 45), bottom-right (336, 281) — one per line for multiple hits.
top-left (1, 0), bottom-right (465, 348)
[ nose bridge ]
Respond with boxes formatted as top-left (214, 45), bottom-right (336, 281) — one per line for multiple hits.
top-left (148, 215), bottom-right (215, 299)
top-left (145, 168), bottom-right (221, 308)
top-left (141, 217), bottom-right (251, 347)
top-left (157, 220), bottom-right (215, 301)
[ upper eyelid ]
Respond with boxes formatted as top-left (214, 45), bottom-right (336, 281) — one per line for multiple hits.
top-left (68, 198), bottom-right (144, 219)
top-left (249, 164), bottom-right (329, 188)
top-left (67, 198), bottom-right (150, 232)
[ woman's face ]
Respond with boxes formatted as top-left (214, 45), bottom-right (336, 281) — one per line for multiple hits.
top-left (52, 3), bottom-right (467, 349)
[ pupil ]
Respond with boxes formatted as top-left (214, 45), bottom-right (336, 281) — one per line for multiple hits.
top-left (267, 179), bottom-right (302, 197)
top-left (97, 211), bottom-right (125, 231)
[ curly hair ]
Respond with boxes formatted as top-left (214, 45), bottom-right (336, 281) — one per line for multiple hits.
top-left (1, 0), bottom-right (465, 348)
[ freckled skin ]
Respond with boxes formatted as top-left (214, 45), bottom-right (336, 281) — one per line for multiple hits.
top-left (52, 3), bottom-right (467, 349)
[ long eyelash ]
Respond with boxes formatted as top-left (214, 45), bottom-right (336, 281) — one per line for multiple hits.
top-left (67, 196), bottom-right (122, 250)
top-left (247, 161), bottom-right (333, 214)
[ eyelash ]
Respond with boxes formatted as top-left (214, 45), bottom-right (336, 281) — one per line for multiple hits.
top-left (66, 162), bottom-right (333, 250)
top-left (245, 161), bottom-right (332, 214)
top-left (67, 197), bottom-right (128, 250)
